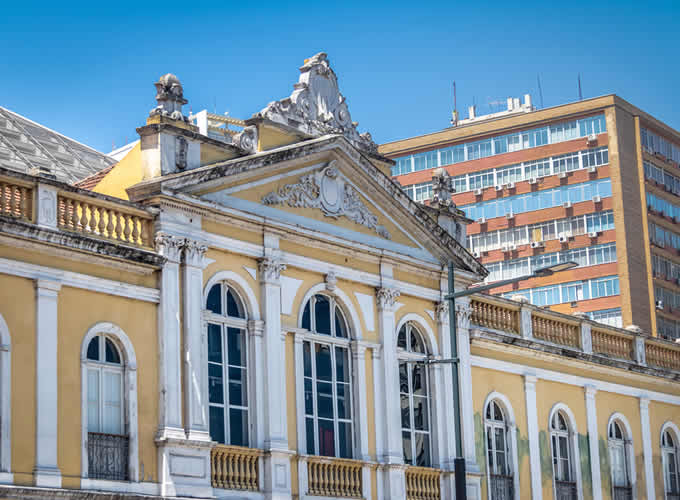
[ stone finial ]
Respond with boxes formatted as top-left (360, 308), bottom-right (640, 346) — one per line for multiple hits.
top-left (149, 73), bottom-right (189, 122)
top-left (431, 168), bottom-right (455, 209)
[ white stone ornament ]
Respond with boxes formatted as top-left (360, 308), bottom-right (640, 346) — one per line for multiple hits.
top-left (253, 52), bottom-right (378, 154)
top-left (262, 161), bottom-right (391, 239)
top-left (149, 73), bottom-right (189, 122)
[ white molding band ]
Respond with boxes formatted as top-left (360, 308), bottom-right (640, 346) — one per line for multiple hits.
top-left (0, 257), bottom-right (159, 303)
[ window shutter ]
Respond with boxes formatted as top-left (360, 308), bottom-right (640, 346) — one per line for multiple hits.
top-left (87, 368), bottom-right (100, 432)
top-left (102, 370), bottom-right (123, 435)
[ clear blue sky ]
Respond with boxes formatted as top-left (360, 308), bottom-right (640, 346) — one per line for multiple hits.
top-left (1, 1), bottom-right (678, 153)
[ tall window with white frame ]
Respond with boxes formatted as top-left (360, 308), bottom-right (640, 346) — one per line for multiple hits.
top-left (301, 294), bottom-right (353, 458)
top-left (663, 429), bottom-right (680, 500)
top-left (485, 401), bottom-right (513, 500)
top-left (206, 282), bottom-right (249, 447)
top-left (608, 420), bottom-right (632, 500)
top-left (397, 322), bottom-right (431, 467)
top-left (550, 411), bottom-right (576, 500)
top-left (86, 335), bottom-right (128, 481)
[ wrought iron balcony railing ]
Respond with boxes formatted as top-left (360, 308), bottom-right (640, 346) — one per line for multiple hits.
top-left (87, 432), bottom-right (129, 481)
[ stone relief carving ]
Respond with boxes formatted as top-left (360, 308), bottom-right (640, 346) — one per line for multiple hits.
top-left (375, 287), bottom-right (400, 311)
top-left (253, 52), bottom-right (378, 154)
top-left (325, 271), bottom-right (337, 292)
top-left (183, 240), bottom-right (208, 267)
top-left (431, 168), bottom-right (456, 209)
top-left (434, 301), bottom-right (449, 324)
top-left (261, 161), bottom-right (391, 239)
top-left (175, 136), bottom-right (188, 171)
top-left (233, 125), bottom-right (258, 154)
top-left (38, 187), bottom-right (57, 227)
top-left (149, 73), bottom-right (189, 122)
top-left (154, 232), bottom-right (185, 263)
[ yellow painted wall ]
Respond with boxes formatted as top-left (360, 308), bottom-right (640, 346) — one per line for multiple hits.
top-left (0, 274), bottom-right (36, 485)
top-left (93, 142), bottom-right (143, 201)
top-left (649, 401), bottom-right (680, 499)
top-left (57, 286), bottom-right (158, 486)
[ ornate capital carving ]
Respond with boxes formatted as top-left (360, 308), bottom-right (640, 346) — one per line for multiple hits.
top-left (233, 125), bottom-right (258, 154)
top-left (149, 73), bottom-right (189, 122)
top-left (431, 168), bottom-right (456, 209)
top-left (262, 161), bottom-right (391, 239)
top-left (455, 302), bottom-right (472, 330)
top-left (183, 239), bottom-right (208, 267)
top-left (258, 256), bottom-right (286, 283)
top-left (375, 287), bottom-right (400, 311)
top-left (155, 232), bottom-right (184, 263)
top-left (325, 271), bottom-right (337, 292)
top-left (434, 301), bottom-right (449, 324)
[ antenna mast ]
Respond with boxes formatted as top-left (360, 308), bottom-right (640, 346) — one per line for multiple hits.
top-left (536, 74), bottom-right (544, 109)
top-left (578, 74), bottom-right (583, 101)
top-left (451, 81), bottom-right (458, 126)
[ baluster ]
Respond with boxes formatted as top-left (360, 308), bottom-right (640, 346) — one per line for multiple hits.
top-left (251, 455), bottom-right (258, 490)
top-left (131, 216), bottom-right (140, 244)
top-left (87, 206), bottom-right (97, 233)
top-left (0, 183), bottom-right (6, 214)
top-left (70, 199), bottom-right (80, 229)
top-left (226, 451), bottom-right (233, 489)
top-left (113, 211), bottom-right (123, 240)
top-left (105, 209), bottom-right (114, 238)
top-left (214, 450), bottom-right (221, 488)
top-left (123, 214), bottom-right (132, 242)
top-left (80, 202), bottom-right (89, 231)
top-left (10, 186), bottom-right (18, 216)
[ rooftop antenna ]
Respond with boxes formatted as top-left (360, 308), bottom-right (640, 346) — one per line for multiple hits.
top-left (578, 74), bottom-right (583, 101)
top-left (451, 81), bottom-right (458, 126)
top-left (213, 97), bottom-right (217, 114)
top-left (537, 74), bottom-right (544, 109)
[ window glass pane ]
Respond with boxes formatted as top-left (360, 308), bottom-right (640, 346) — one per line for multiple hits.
top-left (304, 378), bottom-right (313, 414)
top-left (415, 433), bottom-right (430, 467)
top-left (317, 381), bottom-right (333, 419)
top-left (103, 371), bottom-right (122, 434)
top-left (413, 396), bottom-right (429, 430)
top-left (303, 341), bottom-right (312, 377)
top-left (399, 363), bottom-right (408, 394)
top-left (207, 284), bottom-right (222, 314)
top-left (409, 328), bottom-right (425, 353)
top-left (338, 422), bottom-right (352, 459)
top-left (403, 431), bottom-right (412, 464)
top-left (401, 394), bottom-right (410, 429)
top-left (318, 419), bottom-right (335, 457)
top-left (208, 324), bottom-right (222, 363)
top-left (412, 365), bottom-right (426, 397)
top-left (105, 339), bottom-right (120, 364)
top-left (314, 296), bottom-right (332, 335)
top-left (335, 346), bottom-right (349, 382)
top-left (228, 366), bottom-right (247, 406)
top-left (209, 406), bottom-right (225, 444)
top-left (306, 417), bottom-right (315, 454)
top-left (315, 344), bottom-right (332, 381)
top-left (226, 288), bottom-right (244, 318)
top-left (208, 363), bottom-right (224, 404)
top-left (397, 325), bottom-right (408, 349)
top-left (337, 383), bottom-right (351, 420)
top-left (229, 408), bottom-right (248, 447)
top-left (87, 337), bottom-right (99, 361)
top-left (227, 327), bottom-right (246, 367)
top-left (302, 302), bottom-right (311, 330)
top-left (87, 368), bottom-right (100, 432)
top-left (334, 309), bottom-right (348, 338)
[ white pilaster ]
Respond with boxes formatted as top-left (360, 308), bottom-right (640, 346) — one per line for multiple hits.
top-left (584, 386), bottom-right (602, 500)
top-left (259, 236), bottom-right (292, 500)
top-left (455, 298), bottom-right (478, 471)
top-left (435, 302), bottom-right (456, 472)
top-left (524, 375), bottom-right (542, 500)
top-left (639, 397), bottom-right (655, 500)
top-left (581, 322), bottom-right (593, 355)
top-left (34, 278), bottom-right (62, 487)
top-left (351, 341), bottom-right (371, 462)
top-left (249, 319), bottom-right (266, 449)
top-left (154, 233), bottom-right (185, 439)
top-left (182, 240), bottom-right (210, 442)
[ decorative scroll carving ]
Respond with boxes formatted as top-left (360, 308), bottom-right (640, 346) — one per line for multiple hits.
top-left (254, 52), bottom-right (378, 154)
top-left (155, 232), bottom-right (185, 263)
top-left (149, 73), bottom-right (189, 122)
top-left (183, 239), bottom-right (208, 267)
top-left (434, 301), bottom-right (449, 324)
top-left (455, 302), bottom-right (472, 331)
top-left (233, 125), bottom-right (258, 154)
top-left (375, 287), bottom-right (400, 311)
top-left (431, 168), bottom-right (456, 209)
top-left (262, 161), bottom-right (391, 239)
top-left (258, 256), bottom-right (286, 282)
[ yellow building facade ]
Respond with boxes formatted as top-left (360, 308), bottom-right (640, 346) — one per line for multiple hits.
top-left (0, 54), bottom-right (678, 500)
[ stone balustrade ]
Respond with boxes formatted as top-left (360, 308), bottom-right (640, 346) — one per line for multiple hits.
top-left (306, 456), bottom-right (363, 498)
top-left (0, 176), bottom-right (32, 221)
top-left (405, 465), bottom-right (441, 500)
top-left (469, 295), bottom-right (680, 373)
top-left (210, 444), bottom-right (263, 491)
top-left (57, 192), bottom-right (153, 248)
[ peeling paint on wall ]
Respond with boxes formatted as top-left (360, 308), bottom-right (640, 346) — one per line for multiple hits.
top-left (599, 437), bottom-right (612, 500)
top-left (474, 412), bottom-right (487, 474)
top-left (579, 434), bottom-right (593, 500)
top-left (539, 430), bottom-right (553, 485)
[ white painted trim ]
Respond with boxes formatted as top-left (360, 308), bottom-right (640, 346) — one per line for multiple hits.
top-left (394, 313), bottom-right (439, 356)
top-left (606, 413), bottom-right (637, 500)
top-left (584, 386), bottom-right (602, 500)
top-left (296, 283), bottom-right (363, 341)
top-left (639, 398), bottom-right (655, 500)
top-left (471, 355), bottom-right (680, 406)
top-left (0, 257), bottom-right (159, 302)
top-left (661, 421), bottom-right (680, 500)
top-left (524, 375), bottom-right (542, 500)
top-left (203, 270), bottom-right (261, 321)
top-left (548, 403), bottom-right (584, 500)
top-left (661, 421), bottom-right (680, 446)
top-left (80, 322), bottom-right (139, 482)
top-left (218, 163), bottom-right (323, 195)
top-left (483, 392), bottom-right (520, 500)
top-left (80, 478), bottom-right (160, 495)
top-left (0, 314), bottom-right (10, 475)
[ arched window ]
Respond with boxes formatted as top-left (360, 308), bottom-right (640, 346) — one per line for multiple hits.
top-left (301, 294), bottom-right (353, 458)
top-left (397, 322), bottom-right (431, 467)
top-left (608, 420), bottom-right (631, 497)
top-left (485, 401), bottom-right (513, 500)
top-left (662, 429), bottom-right (680, 498)
top-left (550, 411), bottom-right (576, 499)
top-left (206, 282), bottom-right (249, 447)
top-left (85, 334), bottom-right (127, 481)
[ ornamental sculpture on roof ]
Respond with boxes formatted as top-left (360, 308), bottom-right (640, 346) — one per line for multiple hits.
top-left (262, 161), bottom-right (391, 239)
top-left (252, 52), bottom-right (378, 155)
top-left (149, 73), bottom-right (189, 123)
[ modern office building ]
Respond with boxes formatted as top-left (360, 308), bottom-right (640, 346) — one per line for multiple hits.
top-left (381, 95), bottom-right (680, 338)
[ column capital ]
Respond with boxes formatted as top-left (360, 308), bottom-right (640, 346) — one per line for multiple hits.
top-left (639, 396), bottom-right (650, 410)
top-left (182, 239), bottom-right (208, 268)
top-left (375, 287), bottom-right (400, 311)
top-left (248, 319), bottom-right (265, 337)
top-left (524, 373), bottom-right (538, 387)
top-left (35, 278), bottom-right (62, 294)
top-left (258, 256), bottom-right (286, 283)
top-left (155, 232), bottom-right (184, 263)
top-left (584, 385), bottom-right (597, 399)
top-left (434, 301), bottom-right (449, 324)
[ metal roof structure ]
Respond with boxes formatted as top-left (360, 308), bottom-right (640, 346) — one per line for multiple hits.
top-left (0, 106), bottom-right (116, 184)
